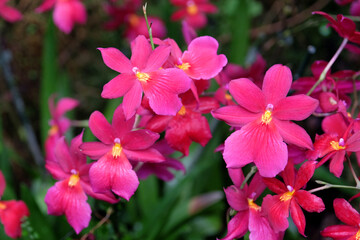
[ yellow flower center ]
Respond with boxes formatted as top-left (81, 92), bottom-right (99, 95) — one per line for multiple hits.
top-left (178, 106), bottom-right (186, 116)
top-left (356, 229), bottom-right (360, 240)
top-left (330, 139), bottom-right (346, 151)
top-left (112, 142), bottom-right (123, 158)
top-left (186, 2), bottom-right (198, 15)
top-left (225, 94), bottom-right (232, 101)
top-left (136, 72), bottom-right (150, 82)
top-left (247, 198), bottom-right (261, 211)
top-left (176, 62), bottom-right (191, 71)
top-left (0, 202), bottom-right (6, 210)
top-left (261, 110), bottom-right (272, 124)
top-left (48, 125), bottom-right (59, 136)
top-left (280, 189), bottom-right (295, 202)
top-left (128, 14), bottom-right (140, 27)
top-left (68, 173), bottom-right (80, 187)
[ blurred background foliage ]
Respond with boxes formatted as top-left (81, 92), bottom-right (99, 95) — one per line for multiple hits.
top-left (1, 0), bottom-right (360, 239)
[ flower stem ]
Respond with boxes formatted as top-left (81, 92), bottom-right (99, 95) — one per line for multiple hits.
top-left (240, 166), bottom-right (257, 189)
top-left (143, 3), bottom-right (155, 50)
top-left (80, 207), bottom-right (113, 240)
top-left (309, 180), bottom-right (359, 193)
top-left (346, 154), bottom-right (360, 188)
top-left (306, 37), bottom-right (348, 96)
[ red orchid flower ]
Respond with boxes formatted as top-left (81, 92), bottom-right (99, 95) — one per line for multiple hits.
top-left (0, 171), bottom-right (29, 239)
top-left (313, 11), bottom-right (360, 44)
top-left (170, 0), bottom-right (217, 29)
top-left (44, 133), bottom-right (117, 234)
top-left (103, 0), bottom-right (142, 30)
top-left (0, 0), bottom-right (22, 22)
top-left (143, 94), bottom-right (219, 156)
top-left (36, 0), bottom-right (86, 34)
top-left (80, 104), bottom-right (164, 200)
top-left (321, 198), bottom-right (360, 239)
top-left (212, 64), bottom-right (318, 177)
top-left (98, 35), bottom-right (191, 119)
top-left (307, 113), bottom-right (360, 177)
top-left (220, 169), bottom-right (281, 240)
top-left (262, 161), bottom-right (325, 236)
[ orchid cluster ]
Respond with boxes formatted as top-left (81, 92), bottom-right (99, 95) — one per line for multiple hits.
top-left (4, 0), bottom-right (360, 239)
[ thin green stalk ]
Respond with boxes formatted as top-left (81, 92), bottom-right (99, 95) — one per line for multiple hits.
top-left (306, 37), bottom-right (348, 96)
top-left (309, 180), bottom-right (359, 193)
top-left (143, 3), bottom-right (155, 50)
top-left (240, 166), bottom-right (257, 189)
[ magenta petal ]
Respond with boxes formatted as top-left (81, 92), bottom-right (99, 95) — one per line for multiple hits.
top-left (321, 225), bottom-right (358, 239)
top-left (143, 69), bottom-right (191, 116)
top-left (295, 190), bottom-right (325, 213)
top-left (53, 2), bottom-right (74, 34)
top-left (228, 168), bottom-right (244, 187)
top-left (45, 179), bottom-right (91, 234)
top-left (248, 208), bottom-right (279, 240)
top-left (55, 98), bottom-right (79, 119)
top-left (81, 181), bottom-right (118, 204)
top-left (273, 95), bottom-right (318, 121)
top-left (98, 47), bottom-right (132, 73)
top-left (289, 201), bottom-right (306, 236)
top-left (0, 5), bottom-right (22, 22)
top-left (123, 148), bottom-right (165, 163)
top-left (262, 64), bottom-right (292, 105)
top-left (247, 173), bottom-right (266, 200)
top-left (322, 113), bottom-right (347, 136)
top-left (211, 106), bottom-right (260, 128)
top-left (35, 0), bottom-right (56, 12)
top-left (80, 142), bottom-right (111, 159)
top-left (181, 36), bottom-right (227, 80)
top-left (229, 78), bottom-right (265, 113)
top-left (123, 81), bottom-right (143, 120)
top-left (334, 198), bottom-right (360, 226)
top-left (262, 194), bottom-right (290, 232)
top-left (224, 185), bottom-right (248, 211)
top-left (144, 45), bottom-right (171, 71)
top-left (329, 150), bottom-right (346, 177)
top-left (112, 104), bottom-right (135, 137)
top-left (71, 0), bottom-right (86, 24)
top-left (130, 35), bottom-right (152, 69)
top-left (54, 137), bottom-right (73, 173)
top-left (274, 119), bottom-right (313, 150)
top-left (89, 111), bottom-right (115, 144)
top-left (101, 73), bottom-right (137, 99)
top-left (219, 211), bottom-right (249, 240)
top-left (294, 161), bottom-right (316, 190)
top-left (89, 154), bottom-right (139, 200)
top-left (121, 130), bottom-right (159, 150)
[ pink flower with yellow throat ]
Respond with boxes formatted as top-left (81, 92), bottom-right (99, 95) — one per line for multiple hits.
top-left (212, 64), bottom-right (318, 177)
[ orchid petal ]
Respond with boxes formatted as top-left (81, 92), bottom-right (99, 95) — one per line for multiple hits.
top-left (219, 211), bottom-right (249, 240)
top-left (334, 198), bottom-right (360, 226)
top-left (262, 194), bottom-right (290, 232)
top-left (130, 35), bottom-right (152, 70)
top-left (121, 130), bottom-right (159, 150)
top-left (274, 119), bottom-right (313, 150)
top-left (224, 185), bottom-right (248, 211)
top-left (80, 142), bottom-right (111, 160)
top-left (229, 78), bottom-right (265, 113)
top-left (295, 190), bottom-right (325, 213)
top-left (329, 150), bottom-right (346, 177)
top-left (273, 95), bottom-right (318, 121)
top-left (101, 73), bottom-right (137, 99)
top-left (321, 225), bottom-right (358, 239)
top-left (262, 64), bottom-right (292, 105)
top-left (98, 47), bottom-right (132, 73)
top-left (144, 45), bottom-right (171, 71)
top-left (290, 201), bottom-right (306, 236)
top-left (123, 81), bottom-right (143, 120)
top-left (89, 111), bottom-right (115, 144)
top-left (294, 161), bottom-right (317, 190)
top-left (211, 106), bottom-right (260, 128)
top-left (123, 148), bottom-right (165, 163)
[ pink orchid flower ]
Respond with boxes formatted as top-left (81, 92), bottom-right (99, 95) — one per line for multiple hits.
top-left (220, 169), bottom-right (281, 240)
top-left (156, 36), bottom-right (227, 101)
top-left (80, 104), bottom-right (164, 200)
top-left (45, 133), bottom-right (117, 234)
top-left (170, 0), bottom-right (217, 29)
top-left (36, 0), bottom-right (87, 34)
top-left (321, 198), bottom-right (360, 239)
top-left (0, 0), bottom-right (22, 22)
top-left (262, 161), bottom-right (325, 236)
top-left (98, 35), bottom-right (191, 119)
top-left (0, 171), bottom-right (29, 239)
top-left (45, 96), bottom-right (79, 163)
top-left (212, 64), bottom-right (318, 177)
